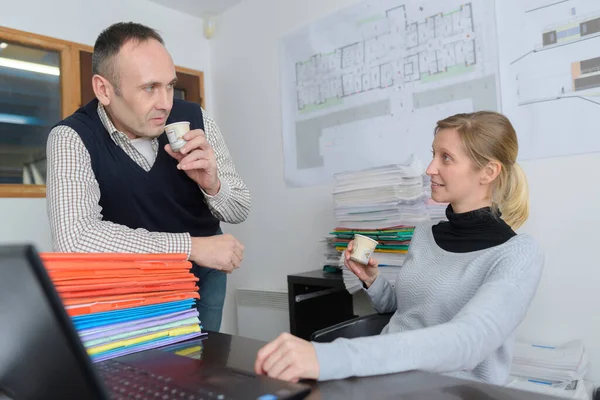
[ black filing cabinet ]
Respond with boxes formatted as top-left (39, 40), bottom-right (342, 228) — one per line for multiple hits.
top-left (287, 270), bottom-right (356, 340)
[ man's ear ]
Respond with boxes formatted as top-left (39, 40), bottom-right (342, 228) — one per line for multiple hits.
top-left (92, 74), bottom-right (115, 106)
top-left (481, 161), bottom-right (501, 185)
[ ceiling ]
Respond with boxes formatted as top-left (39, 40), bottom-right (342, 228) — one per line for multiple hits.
top-left (146, 0), bottom-right (244, 18)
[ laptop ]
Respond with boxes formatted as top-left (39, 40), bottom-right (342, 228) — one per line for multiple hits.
top-left (0, 245), bottom-right (311, 400)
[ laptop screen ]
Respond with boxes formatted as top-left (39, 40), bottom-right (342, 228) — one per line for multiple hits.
top-left (0, 245), bottom-right (107, 400)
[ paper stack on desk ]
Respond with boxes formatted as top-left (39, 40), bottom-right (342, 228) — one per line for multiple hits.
top-left (506, 340), bottom-right (590, 399)
top-left (510, 340), bottom-right (588, 382)
top-left (321, 158), bottom-right (447, 293)
top-left (40, 253), bottom-right (205, 362)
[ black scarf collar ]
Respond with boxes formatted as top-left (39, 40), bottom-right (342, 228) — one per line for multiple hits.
top-left (431, 204), bottom-right (516, 253)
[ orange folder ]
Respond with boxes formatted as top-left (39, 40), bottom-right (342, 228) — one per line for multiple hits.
top-left (40, 253), bottom-right (189, 262)
top-left (43, 261), bottom-right (192, 271)
top-left (58, 283), bottom-right (199, 299)
top-left (47, 269), bottom-right (191, 280)
top-left (51, 274), bottom-right (196, 287)
top-left (62, 290), bottom-right (199, 306)
top-left (64, 292), bottom-right (200, 316)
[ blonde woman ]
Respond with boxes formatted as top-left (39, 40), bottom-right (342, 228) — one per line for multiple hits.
top-left (254, 111), bottom-right (544, 385)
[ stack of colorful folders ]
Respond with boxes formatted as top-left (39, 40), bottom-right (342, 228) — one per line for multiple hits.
top-left (331, 226), bottom-right (415, 289)
top-left (40, 253), bottom-right (205, 363)
top-left (331, 227), bottom-right (414, 265)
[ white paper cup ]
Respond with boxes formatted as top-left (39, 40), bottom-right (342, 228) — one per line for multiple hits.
top-left (165, 121), bottom-right (190, 152)
top-left (349, 234), bottom-right (379, 265)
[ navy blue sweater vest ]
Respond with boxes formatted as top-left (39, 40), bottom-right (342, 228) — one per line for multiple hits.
top-left (56, 98), bottom-right (220, 237)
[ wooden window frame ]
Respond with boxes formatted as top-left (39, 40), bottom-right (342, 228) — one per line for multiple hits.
top-left (0, 27), bottom-right (76, 198)
top-left (0, 27), bottom-right (205, 198)
top-left (174, 66), bottom-right (206, 109)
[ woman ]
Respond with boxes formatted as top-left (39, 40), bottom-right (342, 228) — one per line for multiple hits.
top-left (254, 111), bottom-right (544, 384)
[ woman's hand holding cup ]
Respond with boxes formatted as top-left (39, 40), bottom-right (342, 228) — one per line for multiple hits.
top-left (344, 234), bottom-right (379, 288)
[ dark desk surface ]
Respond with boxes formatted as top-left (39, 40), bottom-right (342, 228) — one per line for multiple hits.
top-left (170, 331), bottom-right (562, 400)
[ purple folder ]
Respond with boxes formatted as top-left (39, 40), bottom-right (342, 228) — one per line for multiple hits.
top-left (80, 309), bottom-right (199, 341)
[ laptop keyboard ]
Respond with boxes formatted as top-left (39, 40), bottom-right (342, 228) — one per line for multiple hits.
top-left (97, 360), bottom-right (227, 400)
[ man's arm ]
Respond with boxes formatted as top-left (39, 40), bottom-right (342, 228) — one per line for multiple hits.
top-left (46, 125), bottom-right (191, 254)
top-left (200, 109), bottom-right (251, 224)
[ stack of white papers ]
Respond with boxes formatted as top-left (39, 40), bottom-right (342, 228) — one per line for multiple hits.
top-left (506, 377), bottom-right (591, 400)
top-left (322, 237), bottom-right (343, 268)
top-left (511, 340), bottom-right (588, 382)
top-left (334, 201), bottom-right (429, 230)
top-left (507, 340), bottom-right (590, 399)
top-left (333, 160), bottom-right (429, 229)
top-left (333, 158), bottom-right (424, 190)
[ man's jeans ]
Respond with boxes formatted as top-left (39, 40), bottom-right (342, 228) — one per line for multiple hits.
top-left (191, 262), bottom-right (227, 332)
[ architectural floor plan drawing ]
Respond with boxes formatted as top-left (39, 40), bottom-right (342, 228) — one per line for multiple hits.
top-left (497, 0), bottom-right (600, 160)
top-left (281, 0), bottom-right (499, 186)
top-left (295, 4), bottom-right (477, 112)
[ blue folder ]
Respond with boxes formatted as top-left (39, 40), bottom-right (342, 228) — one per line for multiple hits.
top-left (72, 299), bottom-right (196, 330)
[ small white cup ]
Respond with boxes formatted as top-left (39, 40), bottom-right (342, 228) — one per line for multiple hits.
top-left (349, 234), bottom-right (379, 265)
top-left (165, 121), bottom-right (191, 152)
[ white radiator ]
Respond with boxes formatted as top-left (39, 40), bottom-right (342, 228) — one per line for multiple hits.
top-left (236, 288), bottom-right (289, 342)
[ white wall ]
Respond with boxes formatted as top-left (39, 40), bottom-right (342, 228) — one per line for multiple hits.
top-left (0, 199), bottom-right (53, 250)
top-left (212, 0), bottom-right (600, 384)
top-left (516, 154), bottom-right (600, 381)
top-left (0, 0), bottom-right (212, 251)
top-left (211, 0), bottom-right (353, 333)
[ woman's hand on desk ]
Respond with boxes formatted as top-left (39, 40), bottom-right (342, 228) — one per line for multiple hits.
top-left (344, 241), bottom-right (380, 288)
top-left (254, 333), bottom-right (319, 382)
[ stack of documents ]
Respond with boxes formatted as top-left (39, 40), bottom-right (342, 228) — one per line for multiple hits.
top-left (41, 253), bottom-right (204, 362)
top-left (507, 340), bottom-right (590, 399)
top-left (510, 340), bottom-right (588, 382)
top-left (331, 227), bottom-right (414, 263)
top-left (322, 158), bottom-right (447, 293)
top-left (332, 160), bottom-right (429, 231)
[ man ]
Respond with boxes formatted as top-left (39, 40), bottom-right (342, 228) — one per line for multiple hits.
top-left (46, 22), bottom-right (250, 332)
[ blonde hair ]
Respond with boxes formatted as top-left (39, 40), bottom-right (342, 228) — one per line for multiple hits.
top-left (435, 111), bottom-right (529, 230)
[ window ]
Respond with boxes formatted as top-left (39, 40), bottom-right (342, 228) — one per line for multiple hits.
top-left (0, 27), bottom-right (76, 198)
top-left (0, 41), bottom-right (60, 185)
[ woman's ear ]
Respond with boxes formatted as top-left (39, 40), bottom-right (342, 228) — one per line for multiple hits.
top-left (480, 161), bottom-right (501, 185)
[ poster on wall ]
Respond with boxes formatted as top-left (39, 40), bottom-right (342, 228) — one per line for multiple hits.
top-left (496, 0), bottom-right (600, 161)
top-left (279, 0), bottom-right (500, 186)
